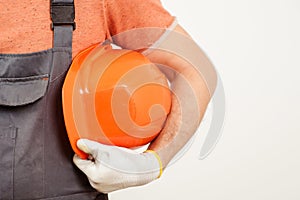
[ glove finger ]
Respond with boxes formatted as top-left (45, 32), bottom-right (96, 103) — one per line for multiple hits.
top-left (76, 139), bottom-right (99, 155)
top-left (78, 139), bottom-right (139, 156)
top-left (88, 178), bottom-right (120, 194)
top-left (73, 154), bottom-right (98, 178)
top-left (88, 178), bottom-right (108, 194)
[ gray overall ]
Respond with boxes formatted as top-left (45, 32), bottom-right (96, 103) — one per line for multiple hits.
top-left (0, 1), bottom-right (107, 199)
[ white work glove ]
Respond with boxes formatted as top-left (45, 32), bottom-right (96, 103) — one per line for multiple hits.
top-left (73, 139), bottom-right (163, 193)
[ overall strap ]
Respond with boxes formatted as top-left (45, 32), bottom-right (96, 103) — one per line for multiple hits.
top-left (50, 0), bottom-right (75, 48)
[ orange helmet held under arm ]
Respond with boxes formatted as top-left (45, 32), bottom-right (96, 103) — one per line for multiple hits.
top-left (62, 43), bottom-right (171, 159)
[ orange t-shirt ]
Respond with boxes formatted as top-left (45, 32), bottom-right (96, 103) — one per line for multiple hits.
top-left (0, 0), bottom-right (174, 57)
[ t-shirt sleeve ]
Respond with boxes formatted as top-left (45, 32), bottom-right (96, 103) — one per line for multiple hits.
top-left (105, 0), bottom-right (176, 49)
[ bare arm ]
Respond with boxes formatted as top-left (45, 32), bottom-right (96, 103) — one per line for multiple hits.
top-left (146, 24), bottom-right (217, 168)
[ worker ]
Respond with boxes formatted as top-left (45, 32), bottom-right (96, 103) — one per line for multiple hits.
top-left (0, 0), bottom-right (216, 199)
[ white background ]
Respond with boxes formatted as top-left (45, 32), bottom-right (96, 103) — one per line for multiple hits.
top-left (110, 0), bottom-right (300, 199)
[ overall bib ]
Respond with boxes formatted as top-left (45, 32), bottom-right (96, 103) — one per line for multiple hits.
top-left (0, 1), bottom-right (107, 199)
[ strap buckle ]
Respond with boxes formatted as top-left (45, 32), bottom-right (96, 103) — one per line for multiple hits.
top-left (51, 2), bottom-right (76, 30)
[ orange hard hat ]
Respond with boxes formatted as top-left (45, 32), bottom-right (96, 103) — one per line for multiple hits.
top-left (62, 43), bottom-right (171, 159)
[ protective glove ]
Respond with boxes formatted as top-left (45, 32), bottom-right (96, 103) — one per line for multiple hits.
top-left (73, 139), bottom-right (163, 193)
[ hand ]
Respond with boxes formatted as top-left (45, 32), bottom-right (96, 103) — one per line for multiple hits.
top-left (73, 139), bottom-right (162, 193)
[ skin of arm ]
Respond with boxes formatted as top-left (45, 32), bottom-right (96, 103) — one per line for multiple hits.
top-left (146, 24), bottom-right (217, 168)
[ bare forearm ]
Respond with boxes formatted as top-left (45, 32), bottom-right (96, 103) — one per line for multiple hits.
top-left (148, 65), bottom-right (211, 167)
top-left (146, 25), bottom-right (216, 168)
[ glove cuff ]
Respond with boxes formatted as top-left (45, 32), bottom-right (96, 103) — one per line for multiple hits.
top-left (144, 150), bottom-right (163, 178)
